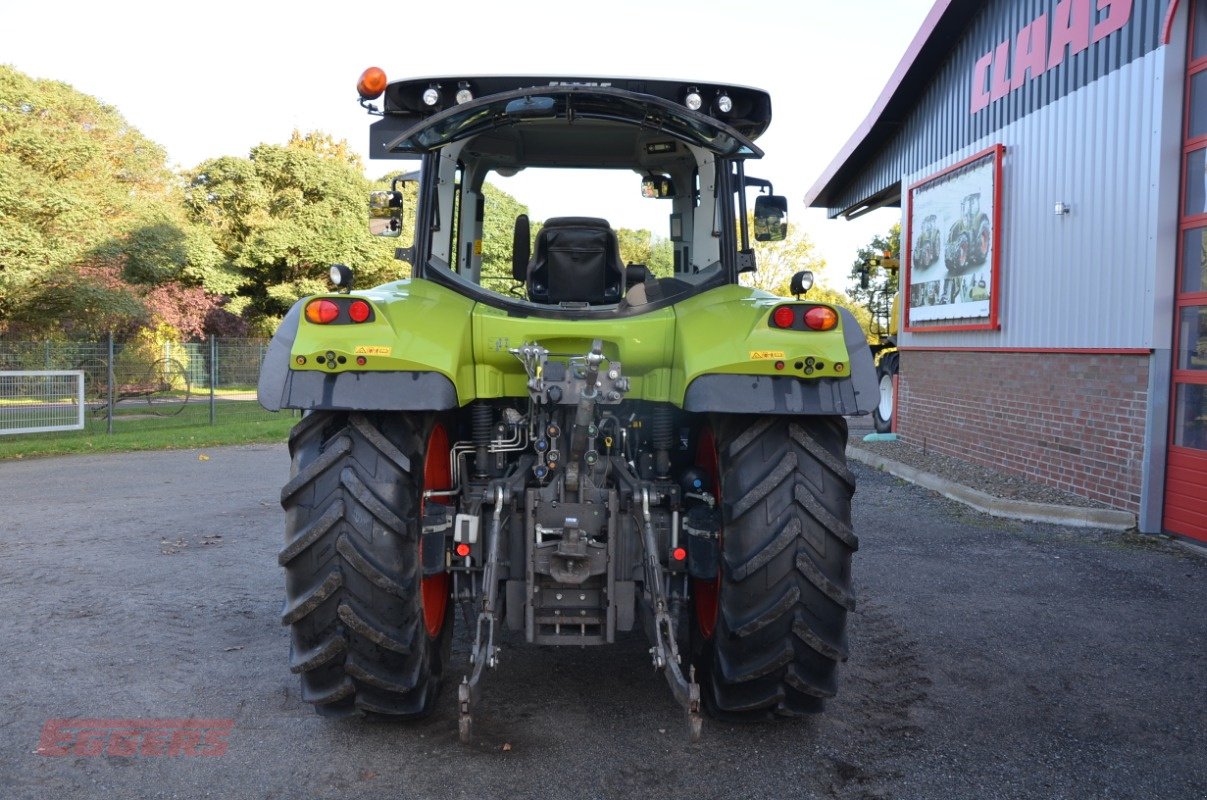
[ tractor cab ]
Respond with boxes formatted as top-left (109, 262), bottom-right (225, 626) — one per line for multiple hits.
top-left (962, 192), bottom-right (981, 220)
top-left (356, 73), bottom-right (788, 316)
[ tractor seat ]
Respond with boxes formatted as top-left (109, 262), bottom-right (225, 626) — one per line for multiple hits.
top-left (526, 217), bottom-right (624, 305)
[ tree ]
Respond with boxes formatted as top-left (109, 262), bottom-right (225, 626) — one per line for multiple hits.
top-left (480, 182), bottom-right (529, 293)
top-left (0, 66), bottom-right (232, 339)
top-left (615, 229), bottom-right (673, 277)
top-left (185, 133), bottom-right (401, 332)
top-left (739, 218), bottom-right (826, 295)
top-left (846, 223), bottom-right (901, 336)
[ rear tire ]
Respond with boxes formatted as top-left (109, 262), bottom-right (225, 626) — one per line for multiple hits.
top-left (872, 353), bottom-right (898, 433)
top-left (696, 415), bottom-right (858, 718)
top-left (279, 410), bottom-right (453, 718)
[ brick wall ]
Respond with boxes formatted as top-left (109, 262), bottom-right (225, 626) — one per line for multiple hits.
top-left (897, 351), bottom-right (1148, 512)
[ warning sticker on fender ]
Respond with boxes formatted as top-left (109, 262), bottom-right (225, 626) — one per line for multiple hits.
top-left (749, 350), bottom-right (785, 360)
top-left (354, 346), bottom-right (392, 356)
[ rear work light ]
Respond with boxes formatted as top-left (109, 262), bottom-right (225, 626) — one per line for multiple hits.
top-left (305, 299), bottom-right (339, 324)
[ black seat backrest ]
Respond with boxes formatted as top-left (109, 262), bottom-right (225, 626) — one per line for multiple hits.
top-left (527, 217), bottom-right (624, 304)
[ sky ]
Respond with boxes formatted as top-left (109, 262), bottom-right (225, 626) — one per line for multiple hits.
top-left (0, 0), bottom-right (934, 287)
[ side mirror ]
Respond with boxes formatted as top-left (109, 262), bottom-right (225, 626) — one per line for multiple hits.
top-left (641, 175), bottom-right (676, 199)
top-left (753, 195), bottom-right (788, 242)
top-left (790, 270), bottom-right (813, 298)
top-left (369, 190), bottom-right (403, 238)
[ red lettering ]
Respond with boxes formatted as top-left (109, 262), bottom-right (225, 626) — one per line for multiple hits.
top-left (1049, 0), bottom-right (1091, 69)
top-left (107, 729), bottom-right (140, 757)
top-left (1012, 14), bottom-right (1049, 89)
top-left (199, 727), bottom-right (231, 757)
top-left (73, 728), bottom-right (107, 757)
top-left (990, 40), bottom-right (1012, 101)
top-left (970, 51), bottom-right (994, 113)
top-left (1092, 0), bottom-right (1132, 42)
top-left (140, 728), bottom-right (170, 756)
top-left (35, 720), bottom-right (73, 757)
top-left (168, 728), bottom-right (202, 756)
top-left (36, 718), bottom-right (234, 758)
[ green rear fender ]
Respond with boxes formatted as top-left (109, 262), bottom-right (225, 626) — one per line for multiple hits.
top-left (671, 285), bottom-right (878, 415)
top-left (257, 280), bottom-right (476, 411)
top-left (258, 280), bottom-right (877, 415)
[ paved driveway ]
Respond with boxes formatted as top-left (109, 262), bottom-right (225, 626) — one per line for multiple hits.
top-left (1, 443), bottom-right (1203, 799)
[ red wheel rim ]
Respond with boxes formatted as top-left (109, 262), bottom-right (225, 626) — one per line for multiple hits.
top-left (419, 422), bottom-right (451, 639)
top-left (693, 426), bottom-right (721, 639)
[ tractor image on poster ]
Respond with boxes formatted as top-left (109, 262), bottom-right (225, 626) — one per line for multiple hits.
top-left (258, 71), bottom-right (879, 741)
top-left (911, 214), bottom-right (939, 269)
top-left (944, 192), bottom-right (991, 271)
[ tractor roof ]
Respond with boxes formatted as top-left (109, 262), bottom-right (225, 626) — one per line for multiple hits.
top-left (368, 76), bottom-right (771, 161)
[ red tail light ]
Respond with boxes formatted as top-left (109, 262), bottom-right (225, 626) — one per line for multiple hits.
top-left (771, 306), bottom-right (795, 328)
top-left (803, 307), bottom-right (838, 331)
top-left (305, 299), bottom-right (339, 324)
top-left (348, 300), bottom-right (371, 323)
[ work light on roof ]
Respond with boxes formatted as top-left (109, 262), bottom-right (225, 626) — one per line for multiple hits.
top-left (422, 86), bottom-right (441, 106)
top-left (684, 88), bottom-right (703, 111)
top-left (715, 93), bottom-right (733, 114)
top-left (455, 82), bottom-right (474, 105)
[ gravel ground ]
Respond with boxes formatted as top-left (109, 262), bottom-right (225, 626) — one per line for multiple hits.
top-left (0, 442), bottom-right (1203, 799)
top-left (847, 416), bottom-right (1113, 509)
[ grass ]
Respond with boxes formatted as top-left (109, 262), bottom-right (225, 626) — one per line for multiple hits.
top-left (0, 400), bottom-right (297, 460)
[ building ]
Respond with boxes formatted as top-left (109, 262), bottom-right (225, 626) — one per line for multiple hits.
top-left (806, 0), bottom-right (1206, 543)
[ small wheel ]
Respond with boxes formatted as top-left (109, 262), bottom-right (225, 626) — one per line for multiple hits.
top-left (147, 359), bottom-right (190, 416)
top-left (77, 358), bottom-right (110, 415)
top-left (873, 353), bottom-right (898, 433)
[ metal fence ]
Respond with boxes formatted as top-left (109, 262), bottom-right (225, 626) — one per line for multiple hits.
top-left (0, 371), bottom-right (85, 435)
top-left (0, 336), bottom-right (275, 436)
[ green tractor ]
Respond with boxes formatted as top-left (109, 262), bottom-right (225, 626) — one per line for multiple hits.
top-left (911, 214), bottom-right (939, 269)
top-left (258, 71), bottom-right (879, 741)
top-left (944, 192), bottom-right (991, 271)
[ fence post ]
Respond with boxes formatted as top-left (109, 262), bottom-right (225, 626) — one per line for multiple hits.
top-left (106, 332), bottom-right (114, 435)
top-left (209, 335), bottom-right (217, 425)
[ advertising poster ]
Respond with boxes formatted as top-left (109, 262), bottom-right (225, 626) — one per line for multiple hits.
top-left (906, 146), bottom-right (1002, 330)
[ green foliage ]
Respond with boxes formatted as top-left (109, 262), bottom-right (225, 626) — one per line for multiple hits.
top-left (480, 182), bottom-right (529, 292)
top-left (847, 223), bottom-right (901, 334)
top-left (739, 216), bottom-right (826, 295)
top-left (0, 66), bottom-right (238, 340)
top-left (185, 133), bottom-right (401, 322)
top-left (616, 229), bottom-right (673, 277)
